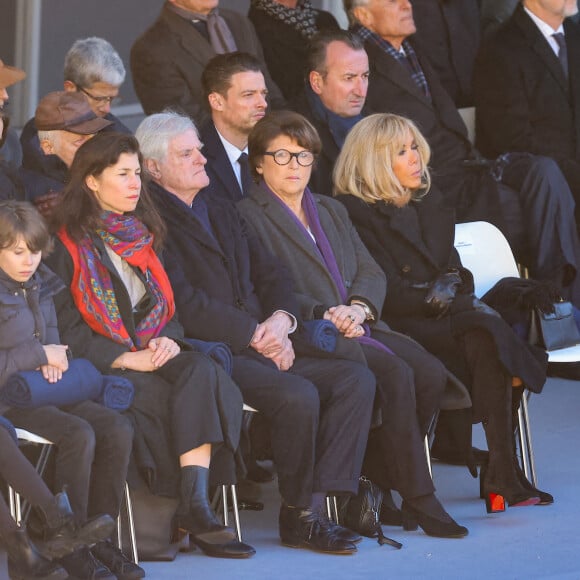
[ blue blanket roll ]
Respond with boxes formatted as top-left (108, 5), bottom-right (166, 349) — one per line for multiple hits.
top-left (182, 338), bottom-right (233, 376)
top-left (302, 320), bottom-right (338, 353)
top-left (0, 359), bottom-right (134, 411)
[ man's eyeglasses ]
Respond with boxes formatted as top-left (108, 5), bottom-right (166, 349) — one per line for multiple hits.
top-left (78, 87), bottom-right (119, 105)
top-left (263, 149), bottom-right (315, 167)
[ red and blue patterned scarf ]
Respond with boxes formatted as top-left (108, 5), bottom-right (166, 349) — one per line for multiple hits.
top-left (59, 212), bottom-right (175, 350)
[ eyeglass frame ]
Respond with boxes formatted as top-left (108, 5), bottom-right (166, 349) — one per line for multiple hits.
top-left (78, 86), bottom-right (119, 105)
top-left (263, 149), bottom-right (316, 167)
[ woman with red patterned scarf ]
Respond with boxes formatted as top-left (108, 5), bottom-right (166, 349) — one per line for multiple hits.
top-left (46, 132), bottom-right (255, 560)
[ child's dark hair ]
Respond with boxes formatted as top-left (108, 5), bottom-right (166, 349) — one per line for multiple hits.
top-left (0, 200), bottom-right (53, 254)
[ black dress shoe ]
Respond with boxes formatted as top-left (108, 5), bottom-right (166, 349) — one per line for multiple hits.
top-left (59, 546), bottom-right (116, 580)
top-left (327, 521), bottom-right (362, 544)
top-left (279, 505), bottom-right (357, 554)
top-left (92, 540), bottom-right (145, 579)
top-left (191, 536), bottom-right (256, 559)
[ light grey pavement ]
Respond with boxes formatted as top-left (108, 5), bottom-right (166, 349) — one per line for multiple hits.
top-left (2, 376), bottom-right (579, 579)
top-left (142, 376), bottom-right (580, 580)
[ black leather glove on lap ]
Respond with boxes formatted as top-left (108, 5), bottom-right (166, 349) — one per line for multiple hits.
top-left (424, 271), bottom-right (462, 318)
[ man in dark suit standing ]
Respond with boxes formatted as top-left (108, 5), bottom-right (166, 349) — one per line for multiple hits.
top-left (131, 0), bottom-right (285, 124)
top-left (344, 0), bottom-right (580, 308)
top-left (474, 0), bottom-right (580, 221)
top-left (199, 52), bottom-right (268, 202)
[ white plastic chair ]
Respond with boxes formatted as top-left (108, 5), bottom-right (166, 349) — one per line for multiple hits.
top-left (454, 221), bottom-right (544, 485)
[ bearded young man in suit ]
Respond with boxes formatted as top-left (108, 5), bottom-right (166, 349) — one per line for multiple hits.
top-left (198, 52), bottom-right (268, 203)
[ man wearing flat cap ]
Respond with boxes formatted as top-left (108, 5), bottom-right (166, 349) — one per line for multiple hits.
top-left (0, 59), bottom-right (26, 200)
top-left (20, 90), bottom-right (111, 218)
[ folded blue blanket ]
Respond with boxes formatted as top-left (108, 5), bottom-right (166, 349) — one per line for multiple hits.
top-left (302, 320), bottom-right (338, 353)
top-left (98, 375), bottom-right (134, 411)
top-left (183, 338), bottom-right (233, 376)
top-left (0, 359), bottom-right (134, 411)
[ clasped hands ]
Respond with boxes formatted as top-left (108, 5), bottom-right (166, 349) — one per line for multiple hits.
top-left (251, 312), bottom-right (295, 372)
top-left (112, 336), bottom-right (181, 373)
top-left (324, 304), bottom-right (365, 338)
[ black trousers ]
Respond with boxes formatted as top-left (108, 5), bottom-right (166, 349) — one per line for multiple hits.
top-left (362, 333), bottom-right (447, 499)
top-left (6, 401), bottom-right (133, 523)
top-left (232, 352), bottom-right (375, 507)
top-left (438, 154), bottom-right (580, 305)
top-left (119, 352), bottom-right (244, 495)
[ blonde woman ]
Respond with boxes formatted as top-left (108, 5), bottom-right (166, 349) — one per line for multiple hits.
top-left (335, 113), bottom-right (550, 512)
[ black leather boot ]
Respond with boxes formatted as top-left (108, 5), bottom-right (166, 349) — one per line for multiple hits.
top-left (481, 380), bottom-right (540, 510)
top-left (175, 465), bottom-right (255, 558)
top-left (2, 527), bottom-right (67, 580)
top-left (35, 490), bottom-right (115, 559)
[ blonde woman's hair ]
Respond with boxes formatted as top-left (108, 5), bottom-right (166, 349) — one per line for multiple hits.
top-left (333, 113), bottom-right (431, 205)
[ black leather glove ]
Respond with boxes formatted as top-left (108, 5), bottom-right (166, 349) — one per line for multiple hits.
top-left (424, 271), bottom-right (462, 318)
top-left (471, 297), bottom-right (501, 318)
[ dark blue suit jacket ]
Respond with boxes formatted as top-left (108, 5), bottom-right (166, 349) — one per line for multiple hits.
top-left (199, 120), bottom-right (245, 203)
top-left (151, 181), bottom-right (298, 353)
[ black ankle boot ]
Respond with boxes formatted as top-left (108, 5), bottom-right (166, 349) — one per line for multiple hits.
top-left (175, 465), bottom-right (255, 558)
top-left (401, 495), bottom-right (468, 538)
top-left (481, 381), bottom-right (540, 511)
top-left (36, 490), bottom-right (115, 559)
top-left (2, 527), bottom-right (67, 580)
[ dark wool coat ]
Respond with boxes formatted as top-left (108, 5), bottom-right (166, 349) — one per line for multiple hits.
top-left (150, 182), bottom-right (298, 353)
top-left (337, 189), bottom-right (547, 395)
top-left (248, 6), bottom-right (339, 100)
top-left (46, 236), bottom-right (241, 495)
top-left (131, 3), bottom-right (285, 124)
top-left (474, 4), bottom-right (580, 169)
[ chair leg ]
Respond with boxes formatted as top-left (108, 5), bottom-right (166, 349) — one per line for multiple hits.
top-left (424, 435), bottom-right (433, 479)
top-left (116, 483), bottom-right (139, 564)
top-left (517, 393), bottom-right (537, 487)
top-left (229, 485), bottom-right (242, 542)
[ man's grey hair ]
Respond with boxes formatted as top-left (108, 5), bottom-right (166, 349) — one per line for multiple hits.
top-left (343, 0), bottom-right (369, 26)
top-left (136, 111), bottom-right (198, 163)
top-left (37, 130), bottom-right (57, 146)
top-left (64, 37), bottom-right (126, 88)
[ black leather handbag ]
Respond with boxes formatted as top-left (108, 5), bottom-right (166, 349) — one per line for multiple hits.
top-left (337, 477), bottom-right (402, 549)
top-left (529, 301), bottom-right (580, 351)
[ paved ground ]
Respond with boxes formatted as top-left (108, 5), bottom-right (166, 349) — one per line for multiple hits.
top-left (141, 376), bottom-right (580, 580)
top-left (2, 376), bottom-right (579, 579)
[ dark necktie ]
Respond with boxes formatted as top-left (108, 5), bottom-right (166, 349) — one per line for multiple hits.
top-left (238, 152), bottom-right (252, 197)
top-left (552, 32), bottom-right (568, 79)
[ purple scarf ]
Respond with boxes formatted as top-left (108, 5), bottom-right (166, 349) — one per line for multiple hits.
top-left (265, 184), bottom-right (393, 355)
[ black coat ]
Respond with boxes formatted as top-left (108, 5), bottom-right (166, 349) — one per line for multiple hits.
top-left (46, 235), bottom-right (241, 495)
top-left (363, 37), bottom-right (473, 174)
top-left (291, 90), bottom-right (342, 197)
top-left (337, 190), bottom-right (547, 395)
top-left (474, 4), bottom-right (580, 166)
top-left (151, 182), bottom-right (298, 353)
top-left (411, 0), bottom-right (481, 107)
top-left (131, 4), bottom-right (285, 124)
top-left (248, 6), bottom-right (339, 100)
